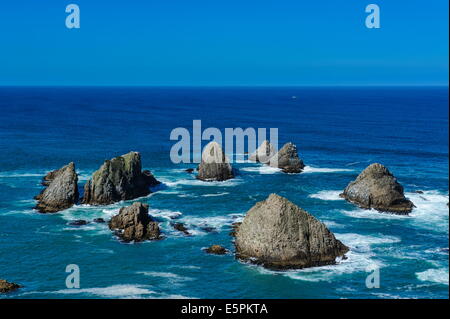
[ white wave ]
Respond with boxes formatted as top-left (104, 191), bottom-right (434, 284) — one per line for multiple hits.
top-left (303, 166), bottom-right (353, 173)
top-left (340, 190), bottom-right (449, 232)
top-left (201, 192), bottom-right (229, 197)
top-left (309, 190), bottom-right (343, 201)
top-left (160, 177), bottom-right (242, 188)
top-left (179, 213), bottom-right (243, 235)
top-left (52, 284), bottom-right (156, 298)
top-left (137, 271), bottom-right (193, 282)
top-left (416, 268), bottom-right (449, 285)
top-left (0, 172), bottom-right (43, 178)
top-left (251, 233), bottom-right (399, 282)
top-left (240, 166), bottom-right (281, 174)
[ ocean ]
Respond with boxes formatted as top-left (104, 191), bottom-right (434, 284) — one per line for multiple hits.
top-left (0, 86), bottom-right (448, 299)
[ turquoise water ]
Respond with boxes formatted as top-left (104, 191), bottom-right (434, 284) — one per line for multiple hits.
top-left (0, 87), bottom-right (448, 299)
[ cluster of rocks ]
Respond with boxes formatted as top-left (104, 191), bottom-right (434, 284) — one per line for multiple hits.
top-left (109, 202), bottom-right (160, 242)
top-left (30, 145), bottom-right (417, 273)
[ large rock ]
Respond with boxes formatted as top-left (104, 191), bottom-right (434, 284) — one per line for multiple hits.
top-left (269, 142), bottom-right (305, 173)
top-left (340, 163), bottom-right (414, 214)
top-left (34, 162), bottom-right (79, 213)
top-left (0, 279), bottom-right (21, 293)
top-left (83, 152), bottom-right (160, 205)
top-left (109, 202), bottom-right (160, 242)
top-left (249, 140), bottom-right (276, 163)
top-left (197, 142), bottom-right (234, 181)
top-left (235, 194), bottom-right (348, 269)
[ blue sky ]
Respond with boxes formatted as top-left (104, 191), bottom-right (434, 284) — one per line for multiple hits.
top-left (0, 0), bottom-right (448, 86)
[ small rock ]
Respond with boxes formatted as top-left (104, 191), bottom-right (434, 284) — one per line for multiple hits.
top-left (0, 280), bottom-right (21, 293)
top-left (185, 168), bottom-right (194, 173)
top-left (172, 222), bottom-right (190, 235)
top-left (205, 245), bottom-right (228, 255)
top-left (200, 226), bottom-right (217, 233)
top-left (109, 202), bottom-right (160, 242)
top-left (93, 218), bottom-right (105, 223)
top-left (415, 190), bottom-right (424, 194)
top-left (68, 220), bottom-right (88, 226)
top-left (249, 140), bottom-right (276, 163)
top-left (229, 222), bottom-right (242, 237)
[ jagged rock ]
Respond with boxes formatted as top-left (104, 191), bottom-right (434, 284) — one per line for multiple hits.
top-left (171, 222), bottom-right (190, 235)
top-left (109, 202), bottom-right (160, 242)
top-left (93, 218), bottom-right (105, 223)
top-left (0, 280), bottom-right (21, 293)
top-left (197, 142), bottom-right (234, 181)
top-left (229, 222), bottom-right (241, 237)
top-left (339, 163), bottom-right (414, 215)
top-left (235, 194), bottom-right (348, 269)
top-left (249, 140), bottom-right (276, 163)
top-left (205, 245), bottom-right (227, 255)
top-left (83, 152), bottom-right (160, 205)
top-left (269, 142), bottom-right (305, 173)
top-left (34, 162), bottom-right (79, 213)
top-left (185, 168), bottom-right (194, 173)
top-left (68, 220), bottom-right (88, 226)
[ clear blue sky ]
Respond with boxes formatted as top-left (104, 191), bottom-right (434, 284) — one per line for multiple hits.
top-left (0, 0), bottom-right (448, 86)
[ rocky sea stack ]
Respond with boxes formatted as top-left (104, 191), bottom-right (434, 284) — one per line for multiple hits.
top-left (34, 162), bottom-right (79, 213)
top-left (270, 142), bottom-right (305, 173)
top-left (235, 194), bottom-right (348, 269)
top-left (0, 279), bottom-right (21, 293)
top-left (109, 202), bottom-right (160, 242)
top-left (197, 142), bottom-right (234, 181)
top-left (340, 163), bottom-right (414, 215)
top-left (83, 152), bottom-right (160, 205)
top-left (249, 140), bottom-right (276, 163)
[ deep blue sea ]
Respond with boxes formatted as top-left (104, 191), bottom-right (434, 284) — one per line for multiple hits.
top-left (0, 87), bottom-right (448, 299)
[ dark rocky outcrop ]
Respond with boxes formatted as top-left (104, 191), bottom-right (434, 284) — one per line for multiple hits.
top-left (197, 142), bottom-right (234, 181)
top-left (269, 142), bottom-right (305, 173)
top-left (205, 245), bottom-right (228, 255)
top-left (339, 163), bottom-right (414, 215)
top-left (34, 162), bottom-right (79, 213)
top-left (83, 152), bottom-right (160, 205)
top-left (171, 222), bottom-right (190, 235)
top-left (235, 194), bottom-right (348, 269)
top-left (68, 220), bottom-right (88, 226)
top-left (249, 140), bottom-right (276, 163)
top-left (185, 168), bottom-right (194, 174)
top-left (93, 218), bottom-right (105, 223)
top-left (229, 222), bottom-right (241, 237)
top-left (0, 280), bottom-right (21, 293)
top-left (109, 202), bottom-right (160, 242)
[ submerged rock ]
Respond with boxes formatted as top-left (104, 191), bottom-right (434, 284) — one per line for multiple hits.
top-left (93, 218), bottom-right (105, 223)
top-left (185, 168), bottom-right (195, 174)
top-left (171, 222), bottom-right (190, 235)
top-left (229, 222), bottom-right (242, 237)
top-left (269, 142), bottom-right (305, 173)
top-left (235, 194), bottom-right (348, 269)
top-left (339, 163), bottom-right (414, 215)
top-left (83, 152), bottom-right (160, 205)
top-left (34, 162), bottom-right (79, 213)
top-left (205, 245), bottom-right (228, 255)
top-left (249, 140), bottom-right (276, 163)
top-left (109, 202), bottom-right (160, 242)
top-left (68, 220), bottom-right (88, 226)
top-left (197, 142), bottom-right (234, 181)
top-left (0, 280), bottom-right (21, 293)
